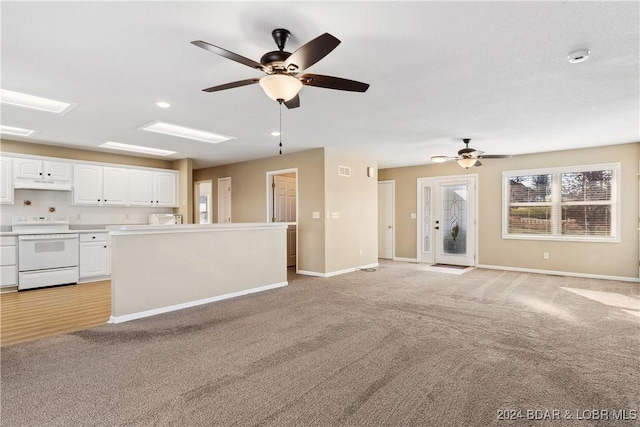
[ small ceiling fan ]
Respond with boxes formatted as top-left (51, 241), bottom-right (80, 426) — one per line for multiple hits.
top-left (431, 138), bottom-right (512, 168)
top-left (191, 29), bottom-right (370, 109)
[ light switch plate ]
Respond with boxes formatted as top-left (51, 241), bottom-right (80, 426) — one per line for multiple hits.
top-left (312, 211), bottom-right (320, 219)
top-left (331, 212), bottom-right (339, 219)
top-left (410, 213), bottom-right (417, 219)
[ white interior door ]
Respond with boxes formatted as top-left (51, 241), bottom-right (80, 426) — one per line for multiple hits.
top-left (217, 177), bottom-right (231, 223)
top-left (274, 175), bottom-right (296, 222)
top-left (418, 175), bottom-right (476, 266)
top-left (378, 181), bottom-right (394, 259)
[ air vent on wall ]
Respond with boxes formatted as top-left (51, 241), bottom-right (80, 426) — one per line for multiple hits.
top-left (338, 165), bottom-right (351, 177)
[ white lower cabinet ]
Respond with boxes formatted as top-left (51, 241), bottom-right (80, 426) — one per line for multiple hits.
top-left (0, 236), bottom-right (18, 288)
top-left (79, 233), bottom-right (110, 279)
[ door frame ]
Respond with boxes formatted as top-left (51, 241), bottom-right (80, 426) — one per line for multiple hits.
top-left (378, 180), bottom-right (395, 260)
top-left (416, 174), bottom-right (478, 266)
top-left (217, 177), bottom-right (231, 223)
top-left (193, 180), bottom-right (213, 224)
top-left (266, 168), bottom-right (299, 271)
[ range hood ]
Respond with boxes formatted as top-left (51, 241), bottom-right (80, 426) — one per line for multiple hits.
top-left (14, 179), bottom-right (72, 191)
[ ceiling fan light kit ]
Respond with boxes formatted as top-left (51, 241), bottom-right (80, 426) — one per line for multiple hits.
top-left (457, 157), bottom-right (478, 169)
top-left (258, 74), bottom-right (303, 102)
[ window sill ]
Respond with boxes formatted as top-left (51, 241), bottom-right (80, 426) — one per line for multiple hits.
top-left (502, 234), bottom-right (620, 243)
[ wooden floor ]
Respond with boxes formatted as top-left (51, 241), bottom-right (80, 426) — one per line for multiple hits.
top-left (0, 281), bottom-right (111, 347)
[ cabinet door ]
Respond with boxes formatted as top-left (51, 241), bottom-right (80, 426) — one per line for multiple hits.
top-left (129, 169), bottom-right (154, 206)
top-left (13, 158), bottom-right (42, 179)
top-left (0, 157), bottom-right (14, 204)
top-left (73, 164), bottom-right (103, 205)
top-left (103, 167), bottom-right (129, 205)
top-left (44, 161), bottom-right (72, 182)
top-left (79, 242), bottom-right (110, 278)
top-left (154, 171), bottom-right (178, 207)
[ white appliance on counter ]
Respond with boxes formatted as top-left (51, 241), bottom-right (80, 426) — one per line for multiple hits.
top-left (12, 216), bottom-right (79, 290)
top-left (148, 213), bottom-right (182, 225)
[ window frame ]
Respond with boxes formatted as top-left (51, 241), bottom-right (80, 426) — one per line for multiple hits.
top-left (502, 163), bottom-right (620, 243)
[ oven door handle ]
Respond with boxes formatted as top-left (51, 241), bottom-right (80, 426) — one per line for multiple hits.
top-left (19, 234), bottom-right (79, 241)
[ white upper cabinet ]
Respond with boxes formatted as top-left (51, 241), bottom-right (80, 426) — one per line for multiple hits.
top-left (129, 169), bottom-right (154, 206)
top-left (73, 164), bottom-right (103, 205)
top-left (102, 167), bottom-right (129, 205)
top-left (14, 158), bottom-right (72, 181)
top-left (154, 171), bottom-right (178, 207)
top-left (0, 157), bottom-right (14, 204)
top-left (74, 164), bottom-right (130, 206)
top-left (130, 169), bottom-right (178, 207)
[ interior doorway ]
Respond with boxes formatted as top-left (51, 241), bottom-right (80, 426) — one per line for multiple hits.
top-left (417, 174), bottom-right (477, 267)
top-left (194, 180), bottom-right (212, 224)
top-left (217, 177), bottom-right (231, 223)
top-left (266, 169), bottom-right (298, 268)
top-left (378, 181), bottom-right (395, 259)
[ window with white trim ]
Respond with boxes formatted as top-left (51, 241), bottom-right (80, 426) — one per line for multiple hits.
top-left (503, 163), bottom-right (619, 242)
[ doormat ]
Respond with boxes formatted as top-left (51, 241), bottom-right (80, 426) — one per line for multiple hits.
top-left (416, 263), bottom-right (475, 275)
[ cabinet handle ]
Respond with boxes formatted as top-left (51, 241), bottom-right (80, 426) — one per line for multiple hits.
top-left (156, 201), bottom-right (159, 203)
top-left (104, 199), bottom-right (107, 202)
top-left (39, 172), bottom-right (43, 176)
top-left (104, 245), bottom-right (107, 248)
top-left (97, 199), bottom-right (101, 202)
top-left (48, 173), bottom-right (51, 176)
top-left (92, 236), bottom-right (96, 239)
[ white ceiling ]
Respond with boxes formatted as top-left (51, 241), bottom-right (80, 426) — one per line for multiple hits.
top-left (1, 1), bottom-right (638, 169)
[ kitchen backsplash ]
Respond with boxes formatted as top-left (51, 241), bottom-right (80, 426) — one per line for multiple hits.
top-left (1, 189), bottom-right (173, 228)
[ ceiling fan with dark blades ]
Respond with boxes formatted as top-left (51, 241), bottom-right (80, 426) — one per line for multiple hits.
top-left (191, 29), bottom-right (370, 108)
top-left (431, 138), bottom-right (512, 168)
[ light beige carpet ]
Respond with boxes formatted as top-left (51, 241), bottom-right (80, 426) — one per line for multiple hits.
top-left (1, 264), bottom-right (638, 426)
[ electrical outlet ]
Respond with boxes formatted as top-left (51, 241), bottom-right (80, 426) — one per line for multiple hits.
top-left (543, 252), bottom-right (549, 260)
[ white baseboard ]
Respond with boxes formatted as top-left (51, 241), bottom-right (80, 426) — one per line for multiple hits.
top-left (477, 264), bottom-right (640, 283)
top-left (298, 263), bottom-right (380, 278)
top-left (109, 281), bottom-right (288, 324)
top-left (392, 257), bottom-right (418, 263)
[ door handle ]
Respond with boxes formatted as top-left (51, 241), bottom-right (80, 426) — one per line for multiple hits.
top-left (388, 225), bottom-right (392, 229)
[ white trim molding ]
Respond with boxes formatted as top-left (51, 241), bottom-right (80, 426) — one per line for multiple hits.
top-left (477, 264), bottom-right (639, 283)
top-left (298, 263), bottom-right (379, 278)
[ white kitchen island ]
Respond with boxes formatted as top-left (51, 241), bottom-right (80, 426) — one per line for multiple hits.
top-left (106, 223), bottom-right (288, 323)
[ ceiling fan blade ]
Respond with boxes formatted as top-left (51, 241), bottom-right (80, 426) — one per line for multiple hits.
top-left (300, 74), bottom-right (370, 92)
top-left (474, 160), bottom-right (483, 167)
top-left (284, 33), bottom-right (341, 71)
top-left (479, 154), bottom-right (513, 159)
top-left (284, 94), bottom-right (300, 109)
top-left (191, 40), bottom-right (265, 71)
top-left (202, 78), bottom-right (260, 93)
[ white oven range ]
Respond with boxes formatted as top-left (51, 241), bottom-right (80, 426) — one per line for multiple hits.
top-left (12, 216), bottom-right (79, 291)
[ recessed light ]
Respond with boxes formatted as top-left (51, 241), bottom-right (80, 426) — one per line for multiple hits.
top-left (100, 141), bottom-right (176, 156)
top-left (271, 131), bottom-right (281, 136)
top-left (567, 49), bottom-right (590, 64)
top-left (155, 101), bottom-right (171, 109)
top-left (140, 121), bottom-right (235, 144)
top-left (0, 89), bottom-right (75, 114)
top-left (0, 124), bottom-right (38, 137)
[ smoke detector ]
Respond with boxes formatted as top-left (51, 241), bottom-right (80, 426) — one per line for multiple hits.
top-left (568, 49), bottom-right (590, 64)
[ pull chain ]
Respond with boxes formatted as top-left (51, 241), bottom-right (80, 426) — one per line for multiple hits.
top-left (278, 101), bottom-right (283, 155)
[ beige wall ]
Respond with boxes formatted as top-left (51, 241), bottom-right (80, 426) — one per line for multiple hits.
top-left (379, 143), bottom-right (639, 279)
top-left (194, 148), bottom-right (327, 273)
top-left (324, 149), bottom-right (378, 272)
top-left (1, 139), bottom-right (174, 169)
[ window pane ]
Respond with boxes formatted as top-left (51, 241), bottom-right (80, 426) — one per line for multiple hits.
top-left (508, 206), bottom-right (552, 234)
top-left (561, 170), bottom-right (611, 202)
top-left (562, 205), bottom-right (611, 236)
top-left (509, 175), bottom-right (552, 203)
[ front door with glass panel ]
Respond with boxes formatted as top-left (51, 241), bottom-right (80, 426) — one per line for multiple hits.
top-left (418, 175), bottom-right (476, 267)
